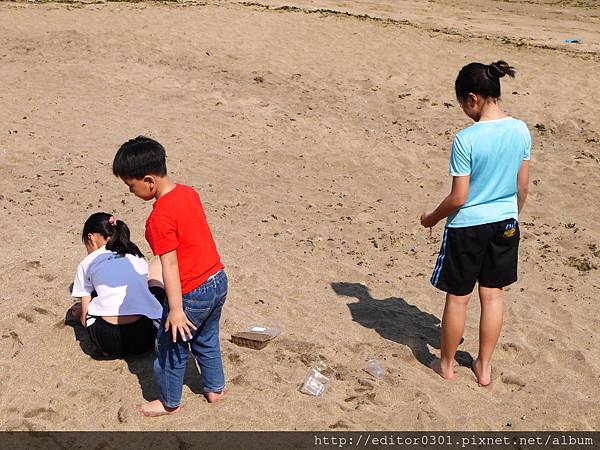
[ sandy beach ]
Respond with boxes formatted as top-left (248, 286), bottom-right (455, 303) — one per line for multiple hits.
top-left (0, 0), bottom-right (599, 431)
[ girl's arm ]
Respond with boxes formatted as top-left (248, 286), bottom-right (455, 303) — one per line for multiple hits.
top-left (421, 176), bottom-right (470, 228)
top-left (160, 249), bottom-right (196, 343)
top-left (517, 160), bottom-right (529, 213)
top-left (80, 295), bottom-right (92, 327)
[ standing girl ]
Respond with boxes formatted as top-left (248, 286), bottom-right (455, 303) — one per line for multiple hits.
top-left (70, 212), bottom-right (164, 358)
top-left (420, 61), bottom-right (530, 385)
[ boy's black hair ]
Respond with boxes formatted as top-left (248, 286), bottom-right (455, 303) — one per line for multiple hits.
top-left (82, 212), bottom-right (144, 258)
top-left (455, 60), bottom-right (516, 101)
top-left (112, 136), bottom-right (167, 180)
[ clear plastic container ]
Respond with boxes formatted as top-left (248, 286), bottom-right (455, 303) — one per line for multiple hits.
top-left (244, 325), bottom-right (281, 339)
top-left (364, 358), bottom-right (384, 379)
top-left (300, 362), bottom-right (333, 396)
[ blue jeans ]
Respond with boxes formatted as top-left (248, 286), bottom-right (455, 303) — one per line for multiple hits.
top-left (154, 270), bottom-right (227, 408)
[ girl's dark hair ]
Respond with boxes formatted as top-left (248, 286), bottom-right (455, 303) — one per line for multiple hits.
top-left (112, 136), bottom-right (167, 180)
top-left (455, 60), bottom-right (516, 101)
top-left (82, 212), bottom-right (144, 258)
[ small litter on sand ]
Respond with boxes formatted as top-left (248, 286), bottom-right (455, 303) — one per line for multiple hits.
top-left (364, 358), bottom-right (385, 379)
top-left (230, 326), bottom-right (281, 350)
top-left (300, 362), bottom-right (334, 396)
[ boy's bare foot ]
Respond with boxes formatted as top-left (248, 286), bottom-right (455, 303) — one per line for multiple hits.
top-left (429, 358), bottom-right (454, 380)
top-left (133, 400), bottom-right (180, 417)
top-left (472, 359), bottom-right (492, 386)
top-left (204, 390), bottom-right (226, 403)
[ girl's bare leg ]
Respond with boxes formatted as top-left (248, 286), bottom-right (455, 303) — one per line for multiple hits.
top-left (473, 286), bottom-right (503, 386)
top-left (148, 256), bottom-right (164, 289)
top-left (430, 293), bottom-right (470, 380)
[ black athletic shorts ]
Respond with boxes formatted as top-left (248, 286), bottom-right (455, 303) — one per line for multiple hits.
top-left (430, 218), bottom-right (520, 296)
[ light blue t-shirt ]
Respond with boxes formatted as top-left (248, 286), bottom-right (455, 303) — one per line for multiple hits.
top-left (447, 117), bottom-right (531, 228)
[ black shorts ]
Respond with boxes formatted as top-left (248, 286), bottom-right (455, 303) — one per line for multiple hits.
top-left (88, 316), bottom-right (158, 357)
top-left (87, 286), bottom-right (165, 357)
top-left (431, 218), bottom-right (520, 296)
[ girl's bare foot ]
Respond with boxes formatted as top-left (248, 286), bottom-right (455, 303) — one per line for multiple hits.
top-left (204, 390), bottom-right (225, 403)
top-left (429, 358), bottom-right (454, 380)
top-left (133, 399), bottom-right (180, 417)
top-left (472, 359), bottom-right (492, 386)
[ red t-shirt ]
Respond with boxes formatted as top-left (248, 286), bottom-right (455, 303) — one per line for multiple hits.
top-left (145, 184), bottom-right (224, 295)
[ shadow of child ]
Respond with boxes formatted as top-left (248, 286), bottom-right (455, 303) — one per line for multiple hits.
top-left (331, 282), bottom-right (472, 368)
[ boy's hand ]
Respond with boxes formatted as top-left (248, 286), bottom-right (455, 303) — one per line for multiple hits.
top-left (159, 250), bottom-right (196, 342)
top-left (420, 211), bottom-right (438, 228)
top-left (164, 308), bottom-right (197, 343)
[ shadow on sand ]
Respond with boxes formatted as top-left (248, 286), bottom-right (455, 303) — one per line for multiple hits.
top-left (66, 258), bottom-right (205, 401)
top-left (331, 282), bottom-right (472, 368)
top-left (67, 313), bottom-right (204, 401)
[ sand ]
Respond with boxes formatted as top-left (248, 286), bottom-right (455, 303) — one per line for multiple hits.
top-left (0, 0), bottom-right (599, 431)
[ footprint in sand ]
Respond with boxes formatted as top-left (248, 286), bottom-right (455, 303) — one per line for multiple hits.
top-left (344, 377), bottom-right (379, 407)
top-left (24, 260), bottom-right (41, 270)
top-left (499, 372), bottom-right (527, 392)
top-left (38, 273), bottom-right (57, 282)
top-left (344, 392), bottom-right (377, 406)
top-left (279, 338), bottom-right (323, 360)
top-left (500, 342), bottom-right (535, 365)
top-left (293, 348), bottom-right (327, 369)
top-left (357, 377), bottom-right (376, 389)
top-left (225, 350), bottom-right (248, 387)
top-left (416, 407), bottom-right (440, 423)
top-left (329, 419), bottom-right (354, 429)
top-left (2, 330), bottom-right (24, 346)
top-left (17, 312), bottom-right (35, 324)
top-left (229, 373), bottom-right (247, 386)
top-left (562, 349), bottom-right (594, 377)
top-left (332, 364), bottom-right (350, 381)
top-left (4, 419), bottom-right (36, 432)
top-left (117, 406), bottom-right (132, 424)
top-left (23, 407), bottom-right (57, 419)
top-left (227, 351), bottom-right (242, 364)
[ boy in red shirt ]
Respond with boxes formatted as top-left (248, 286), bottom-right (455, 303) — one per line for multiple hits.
top-left (113, 136), bottom-right (227, 416)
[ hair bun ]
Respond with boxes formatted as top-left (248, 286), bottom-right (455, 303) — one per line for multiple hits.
top-left (487, 60), bottom-right (516, 79)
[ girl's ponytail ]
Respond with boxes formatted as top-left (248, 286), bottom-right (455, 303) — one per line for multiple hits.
top-left (82, 212), bottom-right (144, 258)
top-left (105, 218), bottom-right (144, 258)
top-left (455, 60), bottom-right (516, 100)
top-left (486, 60), bottom-right (515, 79)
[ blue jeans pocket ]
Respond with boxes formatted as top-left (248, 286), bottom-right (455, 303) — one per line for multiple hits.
top-left (183, 302), bottom-right (211, 328)
top-left (182, 286), bottom-right (216, 328)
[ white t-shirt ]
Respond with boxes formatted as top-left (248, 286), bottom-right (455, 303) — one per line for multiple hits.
top-left (72, 246), bottom-right (163, 320)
